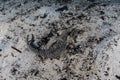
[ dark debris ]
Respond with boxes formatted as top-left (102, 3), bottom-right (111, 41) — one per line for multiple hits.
top-left (55, 5), bottom-right (68, 12)
top-left (11, 67), bottom-right (18, 75)
top-left (115, 75), bottom-right (120, 80)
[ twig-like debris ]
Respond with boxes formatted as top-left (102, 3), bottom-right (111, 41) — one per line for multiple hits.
top-left (11, 46), bottom-right (22, 53)
top-left (84, 3), bottom-right (100, 11)
top-left (55, 5), bottom-right (68, 12)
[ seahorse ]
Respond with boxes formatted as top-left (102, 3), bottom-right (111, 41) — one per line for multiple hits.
top-left (26, 28), bottom-right (73, 59)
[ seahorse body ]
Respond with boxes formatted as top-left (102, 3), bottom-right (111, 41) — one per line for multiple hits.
top-left (27, 28), bottom-right (72, 59)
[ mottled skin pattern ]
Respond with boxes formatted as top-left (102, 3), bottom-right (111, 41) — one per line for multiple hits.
top-left (27, 28), bottom-right (73, 59)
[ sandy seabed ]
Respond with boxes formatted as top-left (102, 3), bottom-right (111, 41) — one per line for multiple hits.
top-left (0, 0), bottom-right (120, 80)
